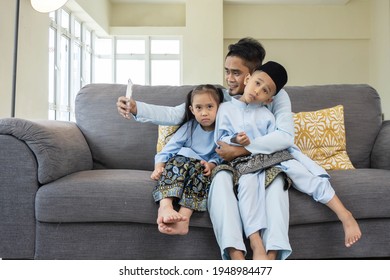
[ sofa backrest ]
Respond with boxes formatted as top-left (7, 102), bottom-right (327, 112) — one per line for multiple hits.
top-left (75, 83), bottom-right (191, 170)
top-left (286, 84), bottom-right (382, 168)
top-left (75, 83), bottom-right (382, 170)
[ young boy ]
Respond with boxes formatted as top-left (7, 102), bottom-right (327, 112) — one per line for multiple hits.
top-left (214, 61), bottom-right (362, 259)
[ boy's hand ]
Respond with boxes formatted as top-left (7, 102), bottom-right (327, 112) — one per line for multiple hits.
top-left (117, 96), bottom-right (137, 119)
top-left (235, 132), bottom-right (250, 146)
top-left (200, 160), bottom-right (216, 177)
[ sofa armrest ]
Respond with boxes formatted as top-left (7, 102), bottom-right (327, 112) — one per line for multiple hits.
top-left (0, 118), bottom-right (93, 258)
top-left (0, 118), bottom-right (93, 184)
top-left (0, 135), bottom-right (38, 258)
top-left (371, 120), bottom-right (390, 169)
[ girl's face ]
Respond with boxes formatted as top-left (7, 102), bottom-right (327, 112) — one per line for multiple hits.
top-left (189, 91), bottom-right (220, 131)
top-left (240, 70), bottom-right (276, 105)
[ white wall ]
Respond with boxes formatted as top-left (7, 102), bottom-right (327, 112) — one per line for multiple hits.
top-left (0, 0), bottom-right (15, 118)
top-left (224, 0), bottom-right (370, 86)
top-left (109, 0), bottom-right (224, 85)
top-left (0, 0), bottom-right (49, 119)
top-left (223, 0), bottom-right (390, 119)
top-left (370, 0), bottom-right (390, 120)
top-left (1, 0), bottom-right (390, 120)
top-left (67, 0), bottom-right (110, 36)
top-left (182, 0), bottom-right (224, 85)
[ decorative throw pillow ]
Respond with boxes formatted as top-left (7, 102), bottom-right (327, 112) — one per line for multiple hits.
top-left (156, 125), bottom-right (179, 153)
top-left (293, 105), bottom-right (354, 170)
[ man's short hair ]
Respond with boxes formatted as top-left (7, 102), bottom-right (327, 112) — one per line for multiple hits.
top-left (226, 37), bottom-right (266, 72)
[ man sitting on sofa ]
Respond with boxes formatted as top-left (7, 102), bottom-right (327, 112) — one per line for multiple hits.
top-left (116, 37), bottom-right (359, 260)
top-left (117, 38), bottom-right (291, 260)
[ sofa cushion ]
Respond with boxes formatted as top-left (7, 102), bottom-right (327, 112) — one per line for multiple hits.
top-left (75, 84), bottom-right (193, 170)
top-left (35, 168), bottom-right (390, 228)
top-left (35, 169), bottom-right (213, 228)
top-left (289, 168), bottom-right (390, 225)
top-left (286, 84), bottom-right (382, 168)
top-left (76, 84), bottom-right (381, 170)
top-left (293, 105), bottom-right (354, 170)
top-left (371, 120), bottom-right (390, 170)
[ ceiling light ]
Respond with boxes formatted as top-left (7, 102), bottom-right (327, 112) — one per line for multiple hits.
top-left (30, 0), bottom-right (69, 13)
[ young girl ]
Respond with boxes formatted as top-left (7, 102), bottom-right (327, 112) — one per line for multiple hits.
top-left (151, 84), bottom-right (224, 235)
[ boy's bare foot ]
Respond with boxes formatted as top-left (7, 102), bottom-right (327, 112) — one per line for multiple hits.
top-left (158, 219), bottom-right (190, 235)
top-left (340, 211), bottom-right (362, 247)
top-left (325, 195), bottom-right (362, 248)
top-left (157, 204), bottom-right (187, 224)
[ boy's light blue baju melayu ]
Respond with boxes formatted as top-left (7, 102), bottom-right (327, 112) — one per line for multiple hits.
top-left (215, 98), bottom-right (277, 240)
top-left (214, 97), bottom-right (336, 257)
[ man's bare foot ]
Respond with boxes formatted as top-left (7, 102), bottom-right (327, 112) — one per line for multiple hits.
top-left (228, 248), bottom-right (245, 260)
top-left (249, 233), bottom-right (268, 260)
top-left (252, 247), bottom-right (268, 260)
top-left (267, 250), bottom-right (277, 260)
top-left (158, 219), bottom-right (190, 235)
top-left (340, 211), bottom-right (362, 247)
top-left (157, 204), bottom-right (187, 224)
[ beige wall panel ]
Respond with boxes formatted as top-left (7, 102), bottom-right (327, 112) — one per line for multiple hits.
top-left (110, 3), bottom-right (185, 27)
top-left (0, 0), bottom-right (15, 118)
top-left (224, 0), bottom-right (369, 39)
top-left (1, 0), bottom-right (49, 119)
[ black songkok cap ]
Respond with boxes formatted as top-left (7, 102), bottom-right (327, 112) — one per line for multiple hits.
top-left (257, 61), bottom-right (288, 94)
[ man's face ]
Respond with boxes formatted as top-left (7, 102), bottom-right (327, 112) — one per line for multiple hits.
top-left (224, 56), bottom-right (251, 96)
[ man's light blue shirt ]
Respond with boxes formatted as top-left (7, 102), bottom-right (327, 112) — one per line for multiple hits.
top-left (135, 88), bottom-right (293, 154)
top-left (135, 88), bottom-right (328, 177)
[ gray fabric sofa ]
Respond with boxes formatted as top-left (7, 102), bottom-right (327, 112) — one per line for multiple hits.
top-left (1, 83), bottom-right (390, 260)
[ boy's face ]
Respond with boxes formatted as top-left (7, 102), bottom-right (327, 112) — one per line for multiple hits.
top-left (241, 70), bottom-right (277, 105)
top-left (224, 56), bottom-right (251, 96)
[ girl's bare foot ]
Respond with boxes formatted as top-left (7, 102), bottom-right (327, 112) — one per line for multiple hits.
top-left (339, 210), bottom-right (362, 247)
top-left (158, 219), bottom-right (190, 235)
top-left (157, 204), bottom-right (187, 224)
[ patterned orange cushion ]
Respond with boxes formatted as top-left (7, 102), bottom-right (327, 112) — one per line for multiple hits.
top-left (156, 125), bottom-right (179, 153)
top-left (156, 105), bottom-right (355, 170)
top-left (293, 105), bottom-right (354, 170)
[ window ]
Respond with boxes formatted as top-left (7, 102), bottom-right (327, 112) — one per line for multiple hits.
top-left (49, 9), bottom-right (181, 121)
top-left (49, 9), bottom-right (92, 121)
top-left (95, 37), bottom-right (181, 86)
